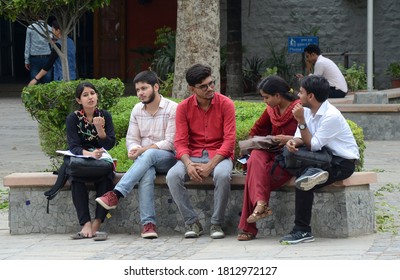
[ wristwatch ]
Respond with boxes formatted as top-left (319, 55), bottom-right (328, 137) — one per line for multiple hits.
top-left (298, 123), bottom-right (307, 130)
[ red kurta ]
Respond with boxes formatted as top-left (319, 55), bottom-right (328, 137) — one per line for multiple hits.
top-left (238, 99), bottom-right (300, 236)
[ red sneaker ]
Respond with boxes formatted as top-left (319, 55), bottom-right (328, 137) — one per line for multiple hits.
top-left (95, 191), bottom-right (118, 210)
top-left (141, 223), bottom-right (158, 239)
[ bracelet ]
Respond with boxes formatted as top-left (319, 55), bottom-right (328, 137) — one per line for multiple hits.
top-left (34, 77), bottom-right (39, 81)
top-left (186, 162), bottom-right (193, 168)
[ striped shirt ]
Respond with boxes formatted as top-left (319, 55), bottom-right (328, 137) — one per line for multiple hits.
top-left (126, 95), bottom-right (178, 152)
top-left (24, 20), bottom-right (52, 64)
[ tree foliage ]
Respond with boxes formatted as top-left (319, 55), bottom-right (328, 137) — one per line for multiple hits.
top-left (0, 0), bottom-right (111, 81)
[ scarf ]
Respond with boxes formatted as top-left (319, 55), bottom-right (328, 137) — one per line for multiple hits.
top-left (267, 99), bottom-right (300, 131)
top-left (74, 108), bottom-right (102, 144)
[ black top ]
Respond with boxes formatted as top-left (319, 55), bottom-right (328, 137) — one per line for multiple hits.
top-left (43, 42), bottom-right (60, 71)
top-left (66, 108), bottom-right (116, 155)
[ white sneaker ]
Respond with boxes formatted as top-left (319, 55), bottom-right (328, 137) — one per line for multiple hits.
top-left (295, 168), bottom-right (329, 191)
top-left (210, 224), bottom-right (225, 239)
top-left (184, 221), bottom-right (203, 238)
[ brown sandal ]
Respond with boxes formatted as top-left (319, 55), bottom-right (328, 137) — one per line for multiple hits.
top-left (246, 202), bottom-right (272, 223)
top-left (237, 231), bottom-right (255, 241)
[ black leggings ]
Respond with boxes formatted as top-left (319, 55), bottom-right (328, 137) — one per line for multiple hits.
top-left (293, 157), bottom-right (356, 233)
top-left (71, 178), bottom-right (112, 226)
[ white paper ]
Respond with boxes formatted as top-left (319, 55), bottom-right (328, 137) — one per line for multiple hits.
top-left (56, 149), bottom-right (113, 161)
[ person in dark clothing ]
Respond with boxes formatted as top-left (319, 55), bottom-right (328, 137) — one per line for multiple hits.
top-left (66, 82), bottom-right (116, 239)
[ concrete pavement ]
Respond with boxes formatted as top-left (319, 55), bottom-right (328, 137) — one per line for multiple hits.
top-left (0, 96), bottom-right (399, 261)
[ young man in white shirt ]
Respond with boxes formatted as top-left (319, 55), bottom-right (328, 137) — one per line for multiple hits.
top-left (280, 75), bottom-right (359, 245)
top-left (96, 70), bottom-right (178, 239)
top-left (296, 44), bottom-right (348, 98)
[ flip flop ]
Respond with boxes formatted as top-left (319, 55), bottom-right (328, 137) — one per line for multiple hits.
top-left (70, 232), bottom-right (92, 240)
top-left (93, 231), bottom-right (108, 241)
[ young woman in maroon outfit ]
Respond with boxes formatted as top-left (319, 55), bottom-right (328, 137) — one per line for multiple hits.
top-left (237, 75), bottom-right (300, 241)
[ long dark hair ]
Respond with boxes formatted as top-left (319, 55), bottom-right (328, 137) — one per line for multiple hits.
top-left (257, 75), bottom-right (298, 101)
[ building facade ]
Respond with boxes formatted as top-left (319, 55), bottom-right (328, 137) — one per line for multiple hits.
top-left (0, 0), bottom-right (398, 90)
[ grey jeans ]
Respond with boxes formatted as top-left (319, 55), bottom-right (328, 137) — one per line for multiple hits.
top-left (166, 151), bottom-right (233, 226)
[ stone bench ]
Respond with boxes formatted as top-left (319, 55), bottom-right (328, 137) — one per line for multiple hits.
top-left (3, 171), bottom-right (377, 238)
top-left (333, 103), bottom-right (400, 140)
top-left (353, 88), bottom-right (400, 104)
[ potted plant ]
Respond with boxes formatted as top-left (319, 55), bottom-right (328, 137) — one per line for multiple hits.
top-left (386, 62), bottom-right (400, 88)
top-left (242, 55), bottom-right (264, 93)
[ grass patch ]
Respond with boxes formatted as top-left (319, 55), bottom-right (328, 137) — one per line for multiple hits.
top-left (374, 183), bottom-right (400, 234)
top-left (367, 168), bottom-right (385, 173)
top-left (0, 189), bottom-right (9, 210)
top-left (0, 200), bottom-right (9, 210)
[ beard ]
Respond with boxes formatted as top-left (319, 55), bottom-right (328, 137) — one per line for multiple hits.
top-left (141, 88), bottom-right (156, 104)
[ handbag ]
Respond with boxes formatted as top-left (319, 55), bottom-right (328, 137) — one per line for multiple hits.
top-left (66, 156), bottom-right (113, 178)
top-left (239, 135), bottom-right (281, 155)
top-left (273, 146), bottom-right (332, 175)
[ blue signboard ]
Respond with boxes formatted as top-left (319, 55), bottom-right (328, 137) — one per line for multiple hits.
top-left (288, 36), bottom-right (319, 53)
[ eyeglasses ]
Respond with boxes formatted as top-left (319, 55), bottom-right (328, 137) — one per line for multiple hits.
top-left (195, 80), bottom-right (215, 92)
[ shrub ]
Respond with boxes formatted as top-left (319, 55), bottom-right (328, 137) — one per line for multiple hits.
top-left (347, 119), bottom-right (365, 172)
top-left (109, 96), bottom-right (140, 141)
top-left (339, 63), bottom-right (367, 92)
top-left (21, 78), bottom-right (125, 168)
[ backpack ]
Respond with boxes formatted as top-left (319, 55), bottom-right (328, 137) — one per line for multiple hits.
top-left (44, 160), bottom-right (69, 213)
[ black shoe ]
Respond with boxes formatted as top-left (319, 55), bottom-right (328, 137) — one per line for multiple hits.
top-left (295, 168), bottom-right (328, 191)
top-left (279, 230), bottom-right (315, 245)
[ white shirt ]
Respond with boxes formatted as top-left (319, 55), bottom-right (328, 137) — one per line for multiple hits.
top-left (313, 55), bottom-right (348, 93)
top-left (126, 96), bottom-right (178, 152)
top-left (294, 100), bottom-right (359, 160)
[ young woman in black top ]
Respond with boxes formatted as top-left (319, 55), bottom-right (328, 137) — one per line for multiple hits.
top-left (66, 82), bottom-right (116, 239)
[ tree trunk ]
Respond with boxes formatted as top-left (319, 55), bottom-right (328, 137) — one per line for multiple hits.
top-left (173, 0), bottom-right (220, 99)
top-left (60, 35), bottom-right (70, 81)
top-left (226, 0), bottom-right (243, 98)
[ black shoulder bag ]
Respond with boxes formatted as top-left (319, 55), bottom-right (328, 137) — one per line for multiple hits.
top-left (44, 159), bottom-right (69, 213)
top-left (273, 146), bottom-right (333, 175)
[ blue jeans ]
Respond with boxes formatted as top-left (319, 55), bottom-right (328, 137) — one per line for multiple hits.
top-left (166, 151), bottom-right (233, 226)
top-left (30, 56), bottom-right (52, 83)
top-left (114, 149), bottom-right (176, 225)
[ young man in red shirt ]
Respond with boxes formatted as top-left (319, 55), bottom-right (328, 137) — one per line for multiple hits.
top-left (166, 64), bottom-right (236, 239)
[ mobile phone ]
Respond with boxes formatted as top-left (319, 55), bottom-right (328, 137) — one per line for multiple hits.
top-left (237, 154), bottom-right (250, 164)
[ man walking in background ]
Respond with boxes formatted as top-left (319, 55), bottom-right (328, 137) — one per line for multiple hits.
top-left (24, 18), bottom-right (53, 83)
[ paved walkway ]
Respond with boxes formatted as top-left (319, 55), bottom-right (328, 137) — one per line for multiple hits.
top-left (0, 96), bottom-right (399, 262)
